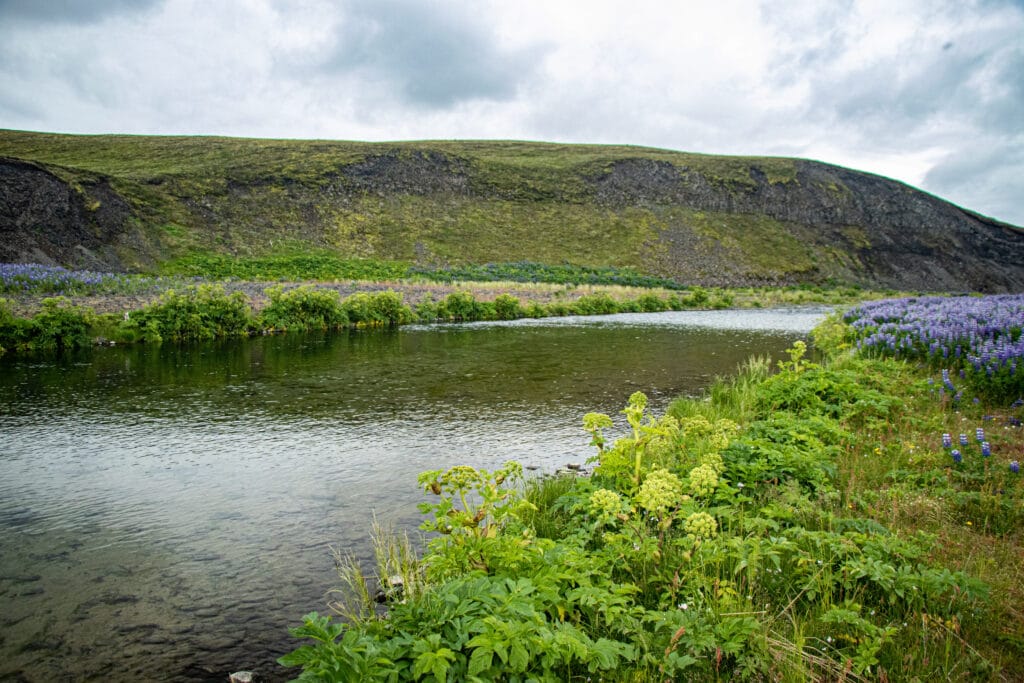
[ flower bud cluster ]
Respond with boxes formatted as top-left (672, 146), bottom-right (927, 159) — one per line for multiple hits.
top-left (588, 488), bottom-right (625, 525)
top-left (688, 464), bottom-right (719, 498)
top-left (637, 469), bottom-right (683, 515)
top-left (684, 511), bottom-right (718, 539)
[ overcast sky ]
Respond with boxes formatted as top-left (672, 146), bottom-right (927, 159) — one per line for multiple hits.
top-left (1, 0), bottom-right (1022, 226)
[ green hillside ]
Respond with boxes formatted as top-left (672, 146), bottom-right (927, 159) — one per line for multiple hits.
top-left (2, 130), bottom-right (1022, 291)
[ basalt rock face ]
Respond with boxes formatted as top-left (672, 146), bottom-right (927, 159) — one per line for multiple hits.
top-left (0, 159), bottom-right (139, 270)
top-left (0, 132), bottom-right (1022, 291)
top-left (585, 157), bottom-right (1024, 291)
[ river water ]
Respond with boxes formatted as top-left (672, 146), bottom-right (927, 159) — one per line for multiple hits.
top-left (0, 308), bottom-right (828, 681)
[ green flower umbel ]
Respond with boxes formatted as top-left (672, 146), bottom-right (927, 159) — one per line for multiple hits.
top-left (684, 511), bottom-right (718, 539)
top-left (637, 468), bottom-right (683, 516)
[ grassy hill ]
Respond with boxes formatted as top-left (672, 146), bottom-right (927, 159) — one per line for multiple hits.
top-left (2, 130), bottom-right (1022, 291)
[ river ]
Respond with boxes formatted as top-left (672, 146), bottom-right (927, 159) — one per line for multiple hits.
top-left (0, 307), bottom-right (828, 681)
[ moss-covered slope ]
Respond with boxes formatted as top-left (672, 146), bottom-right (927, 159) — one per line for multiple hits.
top-left (1, 130), bottom-right (1022, 291)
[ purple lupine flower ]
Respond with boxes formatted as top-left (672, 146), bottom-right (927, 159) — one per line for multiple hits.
top-left (1011, 460), bottom-right (1020, 474)
top-left (981, 442), bottom-right (991, 457)
top-left (951, 450), bottom-right (962, 464)
top-left (942, 433), bottom-right (952, 449)
top-left (976, 427), bottom-right (985, 442)
top-left (960, 434), bottom-right (969, 447)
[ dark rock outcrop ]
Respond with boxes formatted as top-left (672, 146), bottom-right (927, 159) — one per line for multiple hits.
top-left (584, 157), bottom-right (1024, 291)
top-left (0, 159), bottom-right (133, 270)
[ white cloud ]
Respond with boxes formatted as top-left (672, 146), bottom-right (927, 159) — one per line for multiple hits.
top-left (0, 0), bottom-right (1021, 225)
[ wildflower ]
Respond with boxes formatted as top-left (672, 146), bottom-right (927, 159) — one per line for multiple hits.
top-left (941, 369), bottom-right (956, 391)
top-left (1011, 461), bottom-right (1020, 474)
top-left (942, 433), bottom-right (952, 449)
top-left (959, 433), bottom-right (969, 447)
top-left (981, 442), bottom-right (991, 457)
top-left (976, 427), bottom-right (985, 442)
top-left (687, 464), bottom-right (719, 498)
top-left (637, 469), bottom-right (683, 515)
top-left (588, 489), bottom-right (625, 526)
top-left (684, 511), bottom-right (718, 539)
top-left (951, 449), bottom-right (962, 464)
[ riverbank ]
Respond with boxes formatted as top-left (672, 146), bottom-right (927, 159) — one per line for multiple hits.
top-left (0, 275), bottom-right (895, 356)
top-left (3, 277), bottom-right (889, 318)
top-left (279, 295), bottom-right (1024, 681)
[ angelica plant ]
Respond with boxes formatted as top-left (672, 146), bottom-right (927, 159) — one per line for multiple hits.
top-left (417, 462), bottom-right (541, 578)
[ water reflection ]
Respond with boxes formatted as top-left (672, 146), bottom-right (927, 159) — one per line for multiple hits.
top-left (0, 308), bottom-right (827, 681)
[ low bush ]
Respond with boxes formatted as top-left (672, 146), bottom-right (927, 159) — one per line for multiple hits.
top-left (0, 296), bottom-right (93, 353)
top-left (120, 284), bottom-right (252, 343)
top-left (261, 285), bottom-right (348, 332)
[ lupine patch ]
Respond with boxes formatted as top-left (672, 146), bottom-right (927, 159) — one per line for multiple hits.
top-left (0, 263), bottom-right (194, 296)
top-left (845, 294), bottom-right (1024, 402)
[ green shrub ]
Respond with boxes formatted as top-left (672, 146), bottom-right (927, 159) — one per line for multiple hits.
top-left (260, 285), bottom-right (348, 331)
top-left (571, 293), bottom-right (619, 316)
top-left (438, 291), bottom-right (486, 322)
top-left (366, 290), bottom-right (415, 326)
top-left (0, 297), bottom-right (92, 353)
top-left (121, 284), bottom-right (252, 343)
top-left (493, 293), bottom-right (524, 320)
top-left (685, 286), bottom-right (709, 306)
top-left (30, 297), bottom-right (93, 350)
top-left (414, 297), bottom-right (441, 322)
top-left (636, 293), bottom-right (667, 312)
top-left (341, 290), bottom-right (415, 326)
top-left (0, 297), bottom-right (34, 354)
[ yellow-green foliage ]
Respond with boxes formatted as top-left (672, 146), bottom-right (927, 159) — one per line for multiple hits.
top-left (320, 196), bottom-right (665, 268)
top-left (681, 208), bottom-right (817, 276)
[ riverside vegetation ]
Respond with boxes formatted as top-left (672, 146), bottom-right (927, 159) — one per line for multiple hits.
top-left (0, 260), bottom-right (894, 356)
top-left (280, 294), bottom-right (1024, 682)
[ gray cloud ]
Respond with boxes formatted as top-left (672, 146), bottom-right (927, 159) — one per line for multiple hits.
top-left (976, 46), bottom-right (1024, 131)
top-left (924, 140), bottom-right (1024, 224)
top-left (0, 89), bottom-right (41, 122)
top-left (763, 2), bottom-right (1022, 135)
top-left (0, 0), bottom-right (163, 24)
top-left (319, 0), bottom-right (548, 108)
top-left (827, 47), bottom-right (988, 131)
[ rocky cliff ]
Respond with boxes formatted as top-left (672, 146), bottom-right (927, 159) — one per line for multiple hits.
top-left (1, 131), bottom-right (1021, 291)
